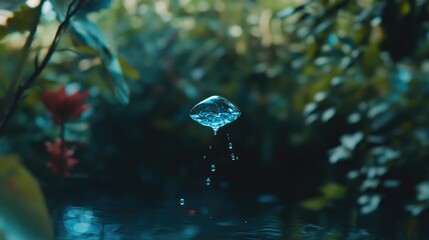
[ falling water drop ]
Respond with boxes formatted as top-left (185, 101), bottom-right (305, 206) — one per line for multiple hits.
top-left (231, 153), bottom-right (236, 161)
top-left (228, 142), bottom-right (233, 149)
top-left (180, 198), bottom-right (185, 206)
top-left (206, 177), bottom-right (211, 186)
top-left (189, 96), bottom-right (241, 135)
top-left (210, 164), bottom-right (216, 172)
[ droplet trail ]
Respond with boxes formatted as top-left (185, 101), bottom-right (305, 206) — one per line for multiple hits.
top-left (228, 142), bottom-right (233, 149)
top-left (206, 177), bottom-right (211, 186)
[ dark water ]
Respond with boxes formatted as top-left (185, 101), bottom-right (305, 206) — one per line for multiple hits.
top-left (51, 187), bottom-right (376, 240)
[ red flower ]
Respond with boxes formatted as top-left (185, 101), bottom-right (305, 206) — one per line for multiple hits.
top-left (45, 139), bottom-right (78, 177)
top-left (41, 86), bottom-right (90, 124)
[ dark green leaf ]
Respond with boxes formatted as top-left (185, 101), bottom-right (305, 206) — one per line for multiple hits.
top-left (70, 19), bottom-right (130, 104)
top-left (49, 0), bottom-right (112, 17)
top-left (76, 0), bottom-right (112, 16)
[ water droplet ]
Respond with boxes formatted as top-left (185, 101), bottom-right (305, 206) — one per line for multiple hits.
top-left (231, 153), bottom-right (236, 161)
top-left (245, 221), bottom-right (248, 224)
top-left (180, 198), bottom-right (185, 206)
top-left (206, 177), bottom-right (211, 186)
top-left (227, 133), bottom-right (230, 140)
top-left (235, 155), bottom-right (239, 160)
top-left (209, 145), bottom-right (212, 150)
top-left (228, 142), bottom-right (233, 149)
top-left (203, 155), bottom-right (206, 160)
top-left (189, 96), bottom-right (241, 135)
top-left (210, 164), bottom-right (216, 172)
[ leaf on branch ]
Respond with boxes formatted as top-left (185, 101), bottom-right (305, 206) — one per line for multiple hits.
top-left (49, 0), bottom-right (112, 18)
top-left (76, 0), bottom-right (112, 16)
top-left (69, 19), bottom-right (130, 104)
top-left (0, 5), bottom-right (37, 39)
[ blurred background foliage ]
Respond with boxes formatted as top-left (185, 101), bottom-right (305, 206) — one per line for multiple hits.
top-left (1, 0), bottom-right (429, 238)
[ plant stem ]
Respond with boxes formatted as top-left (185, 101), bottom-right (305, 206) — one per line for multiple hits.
top-left (59, 121), bottom-right (66, 177)
top-left (3, 0), bottom-right (45, 111)
top-left (0, 0), bottom-right (84, 137)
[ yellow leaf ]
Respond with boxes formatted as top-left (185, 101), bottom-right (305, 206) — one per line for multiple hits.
top-left (119, 56), bottom-right (140, 80)
top-left (301, 197), bottom-right (330, 211)
top-left (320, 183), bottom-right (347, 200)
top-left (0, 155), bottom-right (54, 240)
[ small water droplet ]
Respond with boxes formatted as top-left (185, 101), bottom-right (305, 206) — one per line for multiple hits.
top-left (210, 164), bottom-right (216, 172)
top-left (228, 142), bottom-right (233, 149)
top-left (245, 221), bottom-right (248, 224)
top-left (227, 133), bottom-right (230, 140)
top-left (231, 153), bottom-right (236, 161)
top-left (209, 145), bottom-right (212, 150)
top-left (180, 198), bottom-right (185, 206)
top-left (206, 177), bottom-right (211, 186)
top-left (203, 155), bottom-right (206, 160)
top-left (235, 155), bottom-right (239, 160)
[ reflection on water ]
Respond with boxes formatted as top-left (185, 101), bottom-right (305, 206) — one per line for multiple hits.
top-left (54, 198), bottom-right (374, 240)
top-left (53, 189), bottom-right (375, 240)
top-left (62, 207), bottom-right (102, 239)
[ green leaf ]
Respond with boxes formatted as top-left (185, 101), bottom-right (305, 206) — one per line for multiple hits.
top-left (320, 183), bottom-right (347, 200)
top-left (69, 19), bottom-right (130, 104)
top-left (118, 56), bottom-right (140, 81)
top-left (0, 1), bottom-right (26, 11)
top-left (301, 197), bottom-right (330, 211)
top-left (0, 5), bottom-right (37, 39)
top-left (49, 0), bottom-right (112, 17)
top-left (77, 0), bottom-right (112, 16)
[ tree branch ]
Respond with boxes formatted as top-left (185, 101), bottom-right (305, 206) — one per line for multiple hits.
top-left (0, 0), bottom-right (84, 137)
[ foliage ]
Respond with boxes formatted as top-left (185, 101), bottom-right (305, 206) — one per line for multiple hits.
top-left (0, 0), bottom-right (429, 233)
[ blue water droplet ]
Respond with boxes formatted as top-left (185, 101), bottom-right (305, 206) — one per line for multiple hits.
top-left (228, 142), bottom-right (233, 149)
top-left (180, 198), bottom-right (185, 206)
top-left (231, 153), bottom-right (236, 161)
top-left (206, 177), bottom-right (211, 186)
top-left (190, 96), bottom-right (241, 135)
top-left (210, 164), bottom-right (216, 172)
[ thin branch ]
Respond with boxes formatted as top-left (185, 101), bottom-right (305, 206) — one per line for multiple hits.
top-left (0, 0), bottom-right (85, 137)
top-left (0, 0), bottom-right (45, 120)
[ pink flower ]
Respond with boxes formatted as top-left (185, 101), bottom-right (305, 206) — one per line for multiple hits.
top-left (41, 86), bottom-right (90, 124)
top-left (45, 139), bottom-right (78, 177)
